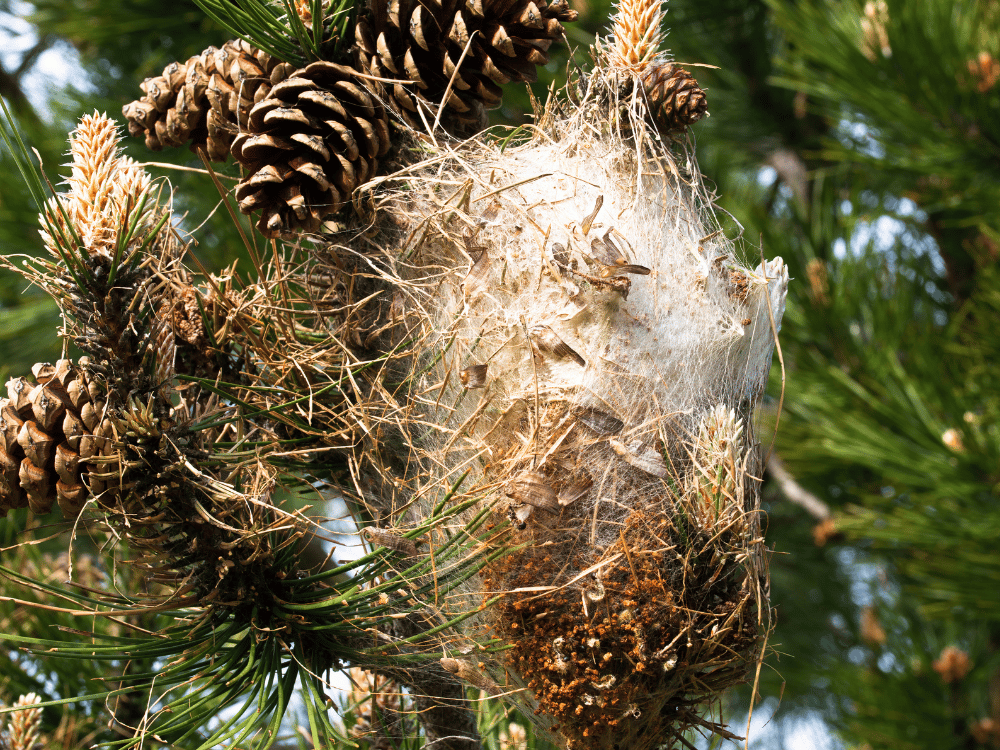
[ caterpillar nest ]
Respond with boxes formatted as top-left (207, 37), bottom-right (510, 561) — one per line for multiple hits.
top-left (347, 62), bottom-right (788, 749)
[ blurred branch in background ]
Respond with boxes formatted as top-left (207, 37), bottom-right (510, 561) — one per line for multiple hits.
top-left (767, 454), bottom-right (830, 521)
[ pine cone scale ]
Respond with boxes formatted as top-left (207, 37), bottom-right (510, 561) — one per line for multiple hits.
top-left (328, 122), bottom-right (360, 160)
top-left (409, 5), bottom-right (439, 52)
top-left (403, 50), bottom-right (429, 87)
top-left (206, 75), bottom-right (236, 115)
top-left (300, 90), bottom-right (350, 122)
top-left (141, 77), bottom-right (173, 112)
top-left (80, 400), bottom-right (103, 432)
top-left (491, 26), bottom-right (515, 56)
top-left (232, 56), bottom-right (266, 85)
top-left (20, 458), bottom-right (50, 513)
top-left (469, 83), bottom-right (500, 108)
top-left (77, 434), bottom-right (100, 461)
top-left (237, 165), bottom-right (294, 192)
top-left (265, 106), bottom-right (325, 131)
top-left (8, 378), bottom-right (32, 413)
top-left (477, 51), bottom-right (512, 84)
top-left (517, 2), bottom-right (543, 28)
top-left (449, 13), bottom-right (471, 47)
top-left (123, 102), bottom-right (156, 135)
top-left (54, 443), bottom-right (79, 485)
top-left (239, 133), bottom-right (297, 162)
top-left (237, 191), bottom-right (271, 213)
top-left (19, 421), bottom-right (55, 468)
top-left (376, 32), bottom-right (400, 73)
top-left (291, 133), bottom-right (332, 162)
top-left (31, 384), bottom-right (69, 432)
top-left (0, 444), bottom-right (18, 478)
top-left (1, 402), bottom-right (25, 448)
top-left (290, 156), bottom-right (335, 192)
top-left (359, 118), bottom-right (389, 162)
top-left (442, 53), bottom-right (473, 89)
top-left (270, 77), bottom-right (318, 100)
top-left (62, 411), bottom-right (87, 449)
top-left (331, 79), bottom-right (380, 118)
top-left (248, 99), bottom-right (284, 131)
top-left (522, 46), bottom-right (548, 66)
top-left (163, 60), bottom-right (186, 90)
top-left (387, 0), bottom-right (404, 29)
top-left (57, 480), bottom-right (87, 508)
top-left (278, 183), bottom-right (309, 220)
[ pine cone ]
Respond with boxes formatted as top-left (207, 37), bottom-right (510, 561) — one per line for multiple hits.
top-left (122, 40), bottom-right (296, 161)
top-left (640, 62), bottom-right (708, 132)
top-left (232, 61), bottom-right (391, 237)
top-left (0, 360), bottom-right (114, 517)
top-left (355, 0), bottom-right (578, 133)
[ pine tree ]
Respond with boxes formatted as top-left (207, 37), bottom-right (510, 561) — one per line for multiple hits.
top-left (2, 0), bottom-right (782, 748)
top-left (1, 0), bottom-right (997, 749)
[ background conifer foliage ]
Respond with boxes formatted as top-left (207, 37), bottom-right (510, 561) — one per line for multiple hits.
top-left (0, 0), bottom-right (997, 749)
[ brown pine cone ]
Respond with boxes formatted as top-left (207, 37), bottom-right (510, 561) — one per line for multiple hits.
top-left (1, 360), bottom-right (114, 517)
top-left (355, 0), bottom-right (578, 134)
top-left (122, 39), bottom-right (296, 161)
top-left (232, 61), bottom-right (391, 238)
top-left (640, 62), bottom-right (708, 132)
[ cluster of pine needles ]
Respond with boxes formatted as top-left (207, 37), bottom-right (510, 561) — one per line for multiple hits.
top-left (0, 99), bottom-right (514, 749)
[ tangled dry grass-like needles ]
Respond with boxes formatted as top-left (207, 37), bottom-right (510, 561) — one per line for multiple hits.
top-left (0, 14), bottom-right (784, 745)
top-left (132, 64), bottom-right (784, 744)
top-left (300, 64), bottom-right (783, 747)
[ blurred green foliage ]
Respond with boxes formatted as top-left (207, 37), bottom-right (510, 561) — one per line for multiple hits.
top-left (2, 0), bottom-right (999, 747)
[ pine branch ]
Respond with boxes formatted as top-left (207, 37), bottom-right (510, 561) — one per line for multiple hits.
top-left (767, 454), bottom-right (830, 521)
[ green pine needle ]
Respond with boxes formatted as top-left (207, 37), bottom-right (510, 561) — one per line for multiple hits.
top-left (192, 0), bottom-right (355, 66)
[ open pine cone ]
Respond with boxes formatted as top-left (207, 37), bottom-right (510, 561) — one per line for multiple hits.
top-left (1, 360), bottom-right (113, 517)
top-left (356, 0), bottom-right (578, 133)
top-left (122, 39), bottom-right (295, 161)
top-left (232, 61), bottom-right (391, 237)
